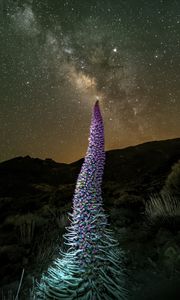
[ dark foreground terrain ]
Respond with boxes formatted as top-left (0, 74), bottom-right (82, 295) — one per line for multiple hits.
top-left (0, 138), bottom-right (180, 299)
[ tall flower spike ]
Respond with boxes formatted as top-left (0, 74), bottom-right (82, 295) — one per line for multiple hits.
top-left (35, 101), bottom-right (127, 299)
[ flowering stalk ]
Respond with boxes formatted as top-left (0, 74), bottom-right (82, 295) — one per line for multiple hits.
top-left (35, 101), bottom-right (126, 299)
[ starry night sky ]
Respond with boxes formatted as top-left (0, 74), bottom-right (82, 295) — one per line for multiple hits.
top-left (0, 0), bottom-right (180, 163)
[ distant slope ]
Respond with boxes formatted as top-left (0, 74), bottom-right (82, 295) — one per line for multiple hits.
top-left (72, 138), bottom-right (180, 189)
top-left (0, 156), bottom-right (72, 197)
top-left (0, 138), bottom-right (180, 197)
top-left (105, 138), bottom-right (180, 184)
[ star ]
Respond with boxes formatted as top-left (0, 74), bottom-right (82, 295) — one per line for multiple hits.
top-left (113, 48), bottom-right (117, 53)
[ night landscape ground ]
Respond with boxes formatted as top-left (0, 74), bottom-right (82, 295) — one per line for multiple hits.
top-left (0, 138), bottom-right (180, 299)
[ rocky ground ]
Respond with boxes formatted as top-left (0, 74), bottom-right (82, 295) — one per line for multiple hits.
top-left (0, 138), bottom-right (180, 299)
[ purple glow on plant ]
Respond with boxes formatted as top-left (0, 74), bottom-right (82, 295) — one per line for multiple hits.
top-left (35, 101), bottom-right (126, 299)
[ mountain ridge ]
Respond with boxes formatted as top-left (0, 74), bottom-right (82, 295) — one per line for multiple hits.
top-left (0, 138), bottom-right (179, 192)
